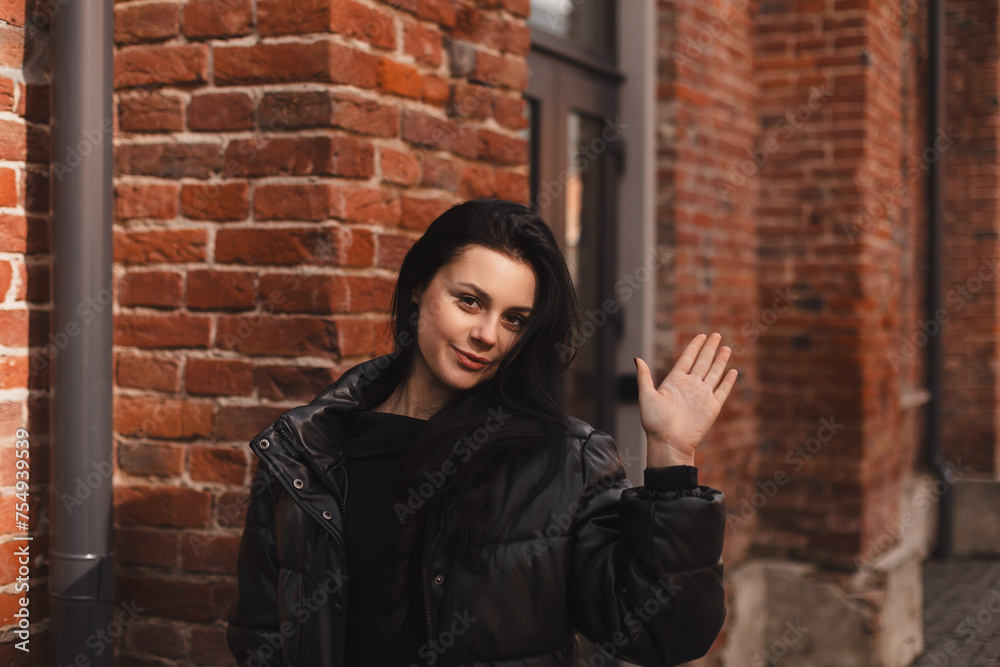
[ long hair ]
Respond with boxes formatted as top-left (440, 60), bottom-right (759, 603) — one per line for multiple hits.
top-left (377, 199), bottom-right (582, 636)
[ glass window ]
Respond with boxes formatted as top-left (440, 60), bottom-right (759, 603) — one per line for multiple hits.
top-left (528, 0), bottom-right (615, 62)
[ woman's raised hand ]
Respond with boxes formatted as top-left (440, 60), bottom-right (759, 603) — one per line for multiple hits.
top-left (635, 333), bottom-right (738, 468)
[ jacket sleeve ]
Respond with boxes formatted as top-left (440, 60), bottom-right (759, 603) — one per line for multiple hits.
top-left (227, 461), bottom-right (284, 667)
top-left (567, 428), bottom-right (727, 666)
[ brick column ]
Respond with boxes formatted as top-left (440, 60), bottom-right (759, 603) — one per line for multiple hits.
top-left (656, 0), bottom-right (760, 564)
top-left (110, 0), bottom-right (530, 663)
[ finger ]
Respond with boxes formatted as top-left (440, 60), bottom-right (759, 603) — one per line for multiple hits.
top-left (689, 332), bottom-right (722, 381)
top-left (713, 368), bottom-right (739, 404)
top-left (672, 333), bottom-right (708, 376)
top-left (704, 346), bottom-right (732, 387)
top-left (635, 357), bottom-right (657, 395)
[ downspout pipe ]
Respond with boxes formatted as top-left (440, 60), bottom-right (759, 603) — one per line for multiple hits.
top-left (49, 0), bottom-right (116, 663)
top-left (926, 0), bottom-right (952, 560)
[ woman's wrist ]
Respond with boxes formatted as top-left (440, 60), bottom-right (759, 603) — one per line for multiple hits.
top-left (646, 440), bottom-right (695, 468)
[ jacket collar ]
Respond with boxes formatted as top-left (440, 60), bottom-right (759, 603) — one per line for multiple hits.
top-left (271, 353), bottom-right (409, 467)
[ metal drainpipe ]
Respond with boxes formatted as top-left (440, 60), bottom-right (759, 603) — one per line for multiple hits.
top-left (927, 0), bottom-right (952, 560)
top-left (49, 0), bottom-right (116, 663)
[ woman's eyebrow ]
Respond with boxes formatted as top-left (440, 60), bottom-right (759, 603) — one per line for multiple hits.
top-left (458, 281), bottom-right (533, 314)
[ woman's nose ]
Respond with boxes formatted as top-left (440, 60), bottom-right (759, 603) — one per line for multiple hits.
top-left (471, 317), bottom-right (498, 347)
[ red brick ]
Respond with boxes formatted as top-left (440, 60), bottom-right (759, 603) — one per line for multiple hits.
top-left (0, 311), bottom-right (27, 348)
top-left (0, 356), bottom-right (27, 390)
top-left (215, 316), bottom-right (338, 357)
top-left (115, 313), bottom-right (211, 349)
top-left (422, 74), bottom-right (450, 106)
top-left (188, 92), bottom-right (254, 131)
top-left (401, 110), bottom-right (478, 159)
top-left (343, 187), bottom-right (401, 225)
top-left (187, 270), bottom-right (255, 311)
top-left (119, 270), bottom-right (184, 308)
top-left (0, 76), bottom-right (12, 112)
top-left (182, 0), bottom-right (253, 40)
top-left (115, 396), bottom-right (213, 440)
top-left (404, 19), bottom-right (443, 66)
top-left (189, 445), bottom-right (247, 485)
top-left (419, 155), bottom-right (461, 191)
top-left (258, 274), bottom-right (348, 314)
top-left (216, 227), bottom-right (337, 265)
top-left (478, 128), bottom-right (527, 165)
top-left (114, 2), bottom-right (180, 45)
top-left (400, 195), bottom-right (452, 231)
top-left (330, 94), bottom-right (399, 137)
top-left (493, 95), bottom-right (528, 129)
top-left (116, 576), bottom-right (214, 622)
top-left (459, 163), bottom-right (496, 199)
top-left (115, 183), bottom-right (179, 220)
top-left (114, 44), bottom-right (209, 89)
top-left (377, 58), bottom-right (423, 99)
top-left (0, 214), bottom-right (26, 254)
top-left (115, 354), bottom-right (180, 392)
top-left (185, 358), bottom-right (254, 396)
top-left (260, 90), bottom-right (333, 129)
top-left (258, 0), bottom-right (329, 35)
top-left (0, 25), bottom-right (23, 69)
top-left (495, 169), bottom-right (529, 203)
top-left (116, 141), bottom-right (221, 178)
top-left (214, 41), bottom-right (377, 88)
top-left (216, 488), bottom-right (250, 526)
top-left (449, 82), bottom-right (492, 118)
top-left (23, 169), bottom-right (47, 214)
top-left (254, 364), bottom-right (336, 401)
top-left (115, 229), bottom-right (208, 265)
top-left (253, 183), bottom-right (341, 221)
top-left (341, 227), bottom-right (374, 266)
top-left (181, 530), bottom-right (241, 574)
top-left (336, 317), bottom-right (379, 356)
top-left (330, 0), bottom-right (396, 50)
top-left (0, 117), bottom-right (25, 161)
top-left (191, 624), bottom-right (234, 665)
top-left (124, 620), bottom-right (188, 659)
top-left (221, 135), bottom-right (373, 179)
top-left (118, 442), bottom-right (185, 477)
top-left (474, 51), bottom-right (528, 90)
top-left (116, 485), bottom-right (212, 528)
top-left (376, 232), bottom-right (415, 269)
top-left (22, 83), bottom-right (47, 125)
top-left (455, 7), bottom-right (529, 55)
top-left (0, 0), bottom-right (24, 27)
top-left (118, 93), bottom-right (184, 132)
top-left (380, 147), bottom-right (421, 186)
top-left (211, 405), bottom-right (286, 441)
top-left (180, 182), bottom-right (250, 221)
top-left (415, 0), bottom-right (455, 27)
top-left (0, 167), bottom-right (16, 206)
top-left (0, 260), bottom-right (11, 297)
top-left (345, 275), bottom-right (394, 312)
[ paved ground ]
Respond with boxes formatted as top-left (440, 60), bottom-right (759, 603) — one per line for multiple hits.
top-left (910, 557), bottom-right (1000, 667)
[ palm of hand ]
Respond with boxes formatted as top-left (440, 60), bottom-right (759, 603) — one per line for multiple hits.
top-left (636, 333), bottom-right (738, 467)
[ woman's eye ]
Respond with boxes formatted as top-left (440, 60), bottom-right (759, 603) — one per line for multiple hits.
top-left (504, 314), bottom-right (526, 329)
top-left (458, 295), bottom-right (481, 309)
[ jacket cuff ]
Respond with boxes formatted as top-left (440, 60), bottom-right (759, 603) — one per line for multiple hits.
top-left (643, 465), bottom-right (699, 492)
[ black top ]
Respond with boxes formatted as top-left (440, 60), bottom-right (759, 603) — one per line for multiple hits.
top-left (341, 409), bottom-right (428, 664)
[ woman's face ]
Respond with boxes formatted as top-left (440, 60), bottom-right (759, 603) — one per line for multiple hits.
top-left (412, 245), bottom-right (537, 397)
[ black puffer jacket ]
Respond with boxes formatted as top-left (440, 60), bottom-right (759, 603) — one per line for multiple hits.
top-left (227, 355), bottom-right (727, 666)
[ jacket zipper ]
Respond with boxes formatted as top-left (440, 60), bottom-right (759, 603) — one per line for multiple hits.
top-left (421, 496), bottom-right (437, 642)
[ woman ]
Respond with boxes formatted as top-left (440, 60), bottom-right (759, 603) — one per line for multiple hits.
top-left (227, 199), bottom-right (738, 667)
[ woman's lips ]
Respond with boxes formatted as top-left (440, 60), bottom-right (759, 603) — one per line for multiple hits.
top-left (453, 347), bottom-right (489, 370)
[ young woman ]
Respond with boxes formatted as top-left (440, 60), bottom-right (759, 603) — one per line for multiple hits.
top-left (227, 199), bottom-right (738, 667)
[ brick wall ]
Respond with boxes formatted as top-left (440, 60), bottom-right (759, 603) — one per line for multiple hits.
top-left (656, 0), bottom-right (761, 568)
top-left (941, 0), bottom-right (1000, 476)
top-left (0, 0), bottom-right (50, 664)
top-left (107, 0), bottom-right (530, 664)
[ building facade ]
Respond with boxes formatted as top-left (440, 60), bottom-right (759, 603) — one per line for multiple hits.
top-left (0, 0), bottom-right (997, 665)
